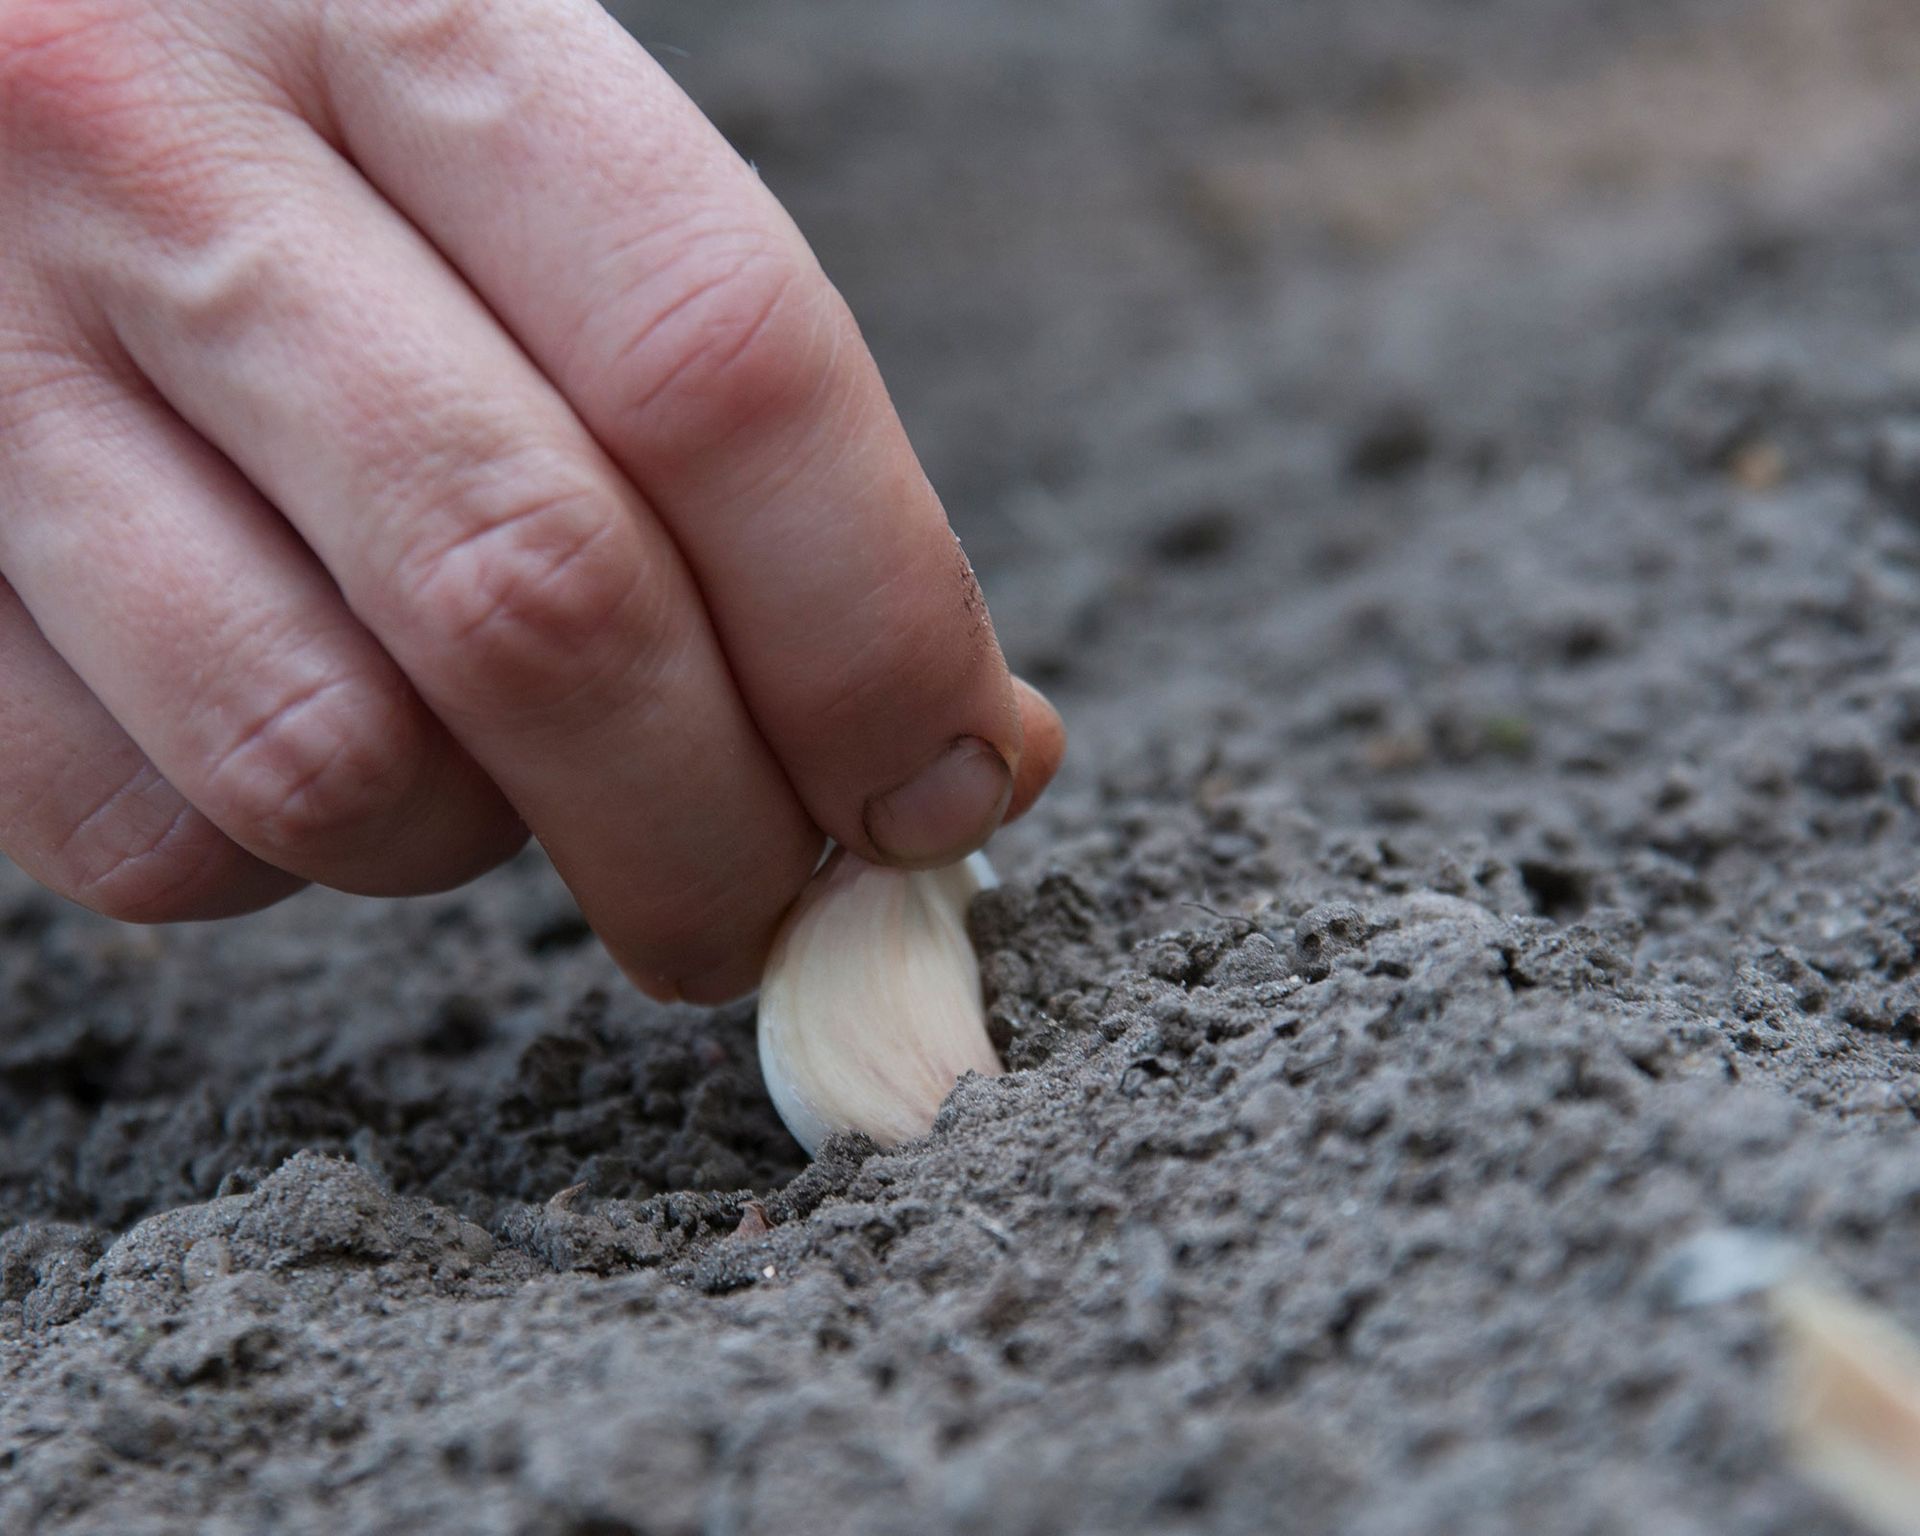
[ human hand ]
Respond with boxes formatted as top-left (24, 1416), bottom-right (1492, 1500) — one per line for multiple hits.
top-left (0, 0), bottom-right (1063, 1000)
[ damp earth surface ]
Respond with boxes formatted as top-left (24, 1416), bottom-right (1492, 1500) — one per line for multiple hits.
top-left (7, 1), bottom-right (1920, 1531)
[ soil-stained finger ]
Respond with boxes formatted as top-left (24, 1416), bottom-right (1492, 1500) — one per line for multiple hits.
top-left (1005, 679), bottom-right (1067, 824)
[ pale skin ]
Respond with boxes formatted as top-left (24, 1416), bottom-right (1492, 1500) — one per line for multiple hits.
top-left (0, 0), bottom-right (1065, 1002)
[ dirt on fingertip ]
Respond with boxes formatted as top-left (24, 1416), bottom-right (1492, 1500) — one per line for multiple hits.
top-left (9, 1), bottom-right (1920, 1532)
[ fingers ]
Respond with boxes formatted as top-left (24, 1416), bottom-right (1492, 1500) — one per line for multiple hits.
top-left (4, 0), bottom-right (1058, 993)
top-left (0, 577), bottom-right (303, 922)
top-left (311, 0), bottom-right (1034, 867)
top-left (81, 105), bottom-right (823, 999)
top-left (0, 359), bottom-right (528, 898)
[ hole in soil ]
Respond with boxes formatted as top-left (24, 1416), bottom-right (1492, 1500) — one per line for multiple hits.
top-left (1, 898), bottom-right (53, 940)
top-left (1498, 947), bottom-right (1537, 992)
top-left (420, 997), bottom-right (494, 1057)
top-left (1156, 1468), bottom-right (1214, 1514)
top-left (1327, 1288), bottom-right (1377, 1355)
top-left (1518, 859), bottom-right (1591, 922)
top-left (0, 1031), bottom-right (124, 1109)
top-left (1345, 403), bottom-right (1435, 481)
top-left (1148, 505), bottom-right (1240, 564)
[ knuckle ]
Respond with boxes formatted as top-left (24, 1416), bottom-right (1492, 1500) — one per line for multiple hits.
top-left (143, 234), bottom-right (266, 347)
top-left (388, 481), bottom-right (664, 710)
top-left (0, 349), bottom-right (101, 441)
top-left (0, 0), bottom-right (160, 164)
top-left (56, 790), bottom-right (245, 924)
top-left (329, 0), bottom-right (495, 76)
top-left (0, 0), bottom-right (268, 261)
top-left (601, 239), bottom-right (840, 466)
top-left (194, 675), bottom-right (414, 859)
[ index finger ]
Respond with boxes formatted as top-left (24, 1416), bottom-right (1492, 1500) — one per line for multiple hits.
top-left (309, 0), bottom-right (1053, 868)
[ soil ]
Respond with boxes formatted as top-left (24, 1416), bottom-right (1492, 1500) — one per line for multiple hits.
top-left (7, 1), bottom-right (1920, 1531)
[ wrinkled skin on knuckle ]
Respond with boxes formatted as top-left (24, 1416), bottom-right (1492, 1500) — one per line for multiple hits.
top-left (2, 0), bottom-right (315, 275)
top-left (320, 0), bottom-right (499, 81)
top-left (598, 238), bottom-right (845, 471)
top-left (387, 488), bottom-right (661, 715)
top-left (316, 0), bottom-right (557, 139)
top-left (3, 1), bottom-right (200, 206)
top-left (0, 339), bottom-right (108, 444)
top-left (0, 0), bottom-right (145, 135)
top-left (127, 207), bottom-right (311, 359)
top-left (193, 674), bottom-right (417, 862)
top-left (62, 795), bottom-right (273, 923)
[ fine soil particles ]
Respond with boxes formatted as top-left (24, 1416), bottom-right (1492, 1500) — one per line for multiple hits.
top-left (7, 1), bottom-right (1920, 1531)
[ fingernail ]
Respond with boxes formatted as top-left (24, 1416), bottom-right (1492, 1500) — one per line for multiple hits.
top-left (864, 736), bottom-right (1013, 867)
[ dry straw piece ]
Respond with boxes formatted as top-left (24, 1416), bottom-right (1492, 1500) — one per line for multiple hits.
top-left (1777, 1279), bottom-right (1920, 1536)
top-left (756, 849), bottom-right (1002, 1155)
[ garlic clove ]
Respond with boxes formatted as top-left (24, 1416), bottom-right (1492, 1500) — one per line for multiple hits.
top-left (757, 848), bottom-right (1002, 1155)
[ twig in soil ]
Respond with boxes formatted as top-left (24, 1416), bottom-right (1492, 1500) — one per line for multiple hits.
top-left (1285, 1053), bottom-right (1340, 1085)
top-left (1179, 901), bottom-right (1263, 940)
top-left (733, 1200), bottom-right (772, 1238)
top-left (966, 1206), bottom-right (1016, 1252)
top-left (1777, 1279), bottom-right (1920, 1535)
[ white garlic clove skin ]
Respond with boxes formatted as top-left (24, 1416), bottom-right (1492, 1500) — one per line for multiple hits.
top-left (757, 848), bottom-right (1002, 1155)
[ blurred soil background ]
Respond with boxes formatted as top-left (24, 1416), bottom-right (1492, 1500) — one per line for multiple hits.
top-left (8, 0), bottom-right (1920, 1530)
